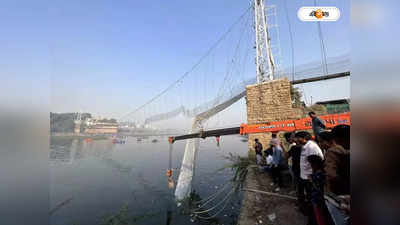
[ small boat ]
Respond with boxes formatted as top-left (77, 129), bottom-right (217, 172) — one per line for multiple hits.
top-left (112, 137), bottom-right (126, 144)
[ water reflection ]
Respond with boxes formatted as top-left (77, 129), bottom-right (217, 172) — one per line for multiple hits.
top-left (49, 139), bottom-right (83, 164)
top-left (50, 136), bottom-right (246, 225)
top-left (51, 138), bottom-right (126, 167)
top-left (52, 138), bottom-right (108, 157)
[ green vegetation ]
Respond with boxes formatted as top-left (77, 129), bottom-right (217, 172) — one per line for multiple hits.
top-left (222, 153), bottom-right (253, 189)
top-left (290, 85), bottom-right (304, 108)
top-left (50, 112), bottom-right (91, 133)
top-left (290, 84), bottom-right (328, 116)
top-left (98, 118), bottom-right (117, 123)
top-left (50, 112), bottom-right (118, 133)
top-left (304, 104), bottom-right (327, 116)
top-left (323, 102), bottom-right (349, 114)
top-left (188, 154), bottom-right (254, 221)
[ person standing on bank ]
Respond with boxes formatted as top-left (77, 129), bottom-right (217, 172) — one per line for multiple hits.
top-left (270, 138), bottom-right (284, 192)
top-left (254, 138), bottom-right (263, 165)
top-left (284, 132), bottom-right (303, 199)
top-left (309, 111), bottom-right (326, 142)
top-left (271, 132), bottom-right (284, 150)
top-left (323, 125), bottom-right (350, 196)
top-left (307, 155), bottom-right (334, 225)
top-left (295, 131), bottom-right (324, 211)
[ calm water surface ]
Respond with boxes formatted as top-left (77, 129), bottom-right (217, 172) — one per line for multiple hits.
top-left (50, 135), bottom-right (248, 225)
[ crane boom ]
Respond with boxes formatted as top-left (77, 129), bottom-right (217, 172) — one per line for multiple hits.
top-left (168, 112), bottom-right (350, 143)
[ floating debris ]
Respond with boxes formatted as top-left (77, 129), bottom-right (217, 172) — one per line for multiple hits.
top-left (267, 213), bottom-right (276, 222)
top-left (49, 197), bottom-right (73, 215)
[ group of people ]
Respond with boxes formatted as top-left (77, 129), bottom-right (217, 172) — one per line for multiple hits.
top-left (255, 133), bottom-right (285, 192)
top-left (254, 111), bottom-right (350, 225)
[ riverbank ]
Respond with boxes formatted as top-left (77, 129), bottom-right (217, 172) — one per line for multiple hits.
top-left (50, 133), bottom-right (109, 140)
top-left (237, 166), bottom-right (307, 225)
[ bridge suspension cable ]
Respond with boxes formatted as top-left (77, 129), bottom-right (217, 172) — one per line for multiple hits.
top-left (142, 55), bottom-right (350, 125)
top-left (119, 6), bottom-right (252, 121)
top-left (283, 0), bottom-right (295, 81)
top-left (314, 0), bottom-right (329, 76)
top-left (125, 0), bottom-right (350, 126)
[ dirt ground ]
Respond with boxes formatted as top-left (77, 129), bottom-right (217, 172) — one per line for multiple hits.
top-left (237, 167), bottom-right (307, 225)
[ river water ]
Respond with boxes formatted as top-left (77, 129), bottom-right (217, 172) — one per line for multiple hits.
top-left (50, 135), bottom-right (249, 225)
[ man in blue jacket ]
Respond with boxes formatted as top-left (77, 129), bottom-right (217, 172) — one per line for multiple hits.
top-left (270, 138), bottom-right (284, 192)
top-left (309, 111), bottom-right (326, 142)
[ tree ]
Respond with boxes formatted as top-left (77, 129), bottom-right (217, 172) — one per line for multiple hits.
top-left (290, 85), bottom-right (304, 108)
top-left (98, 118), bottom-right (117, 123)
top-left (50, 112), bottom-right (92, 133)
top-left (289, 85), bottom-right (327, 116)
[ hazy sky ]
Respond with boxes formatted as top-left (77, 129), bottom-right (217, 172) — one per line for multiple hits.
top-left (1, 0), bottom-right (350, 128)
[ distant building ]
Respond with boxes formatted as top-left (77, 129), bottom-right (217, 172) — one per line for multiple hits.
top-left (85, 118), bottom-right (96, 126)
top-left (83, 118), bottom-right (118, 134)
top-left (315, 99), bottom-right (350, 114)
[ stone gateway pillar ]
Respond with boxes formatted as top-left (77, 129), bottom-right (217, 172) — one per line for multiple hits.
top-left (245, 78), bottom-right (302, 151)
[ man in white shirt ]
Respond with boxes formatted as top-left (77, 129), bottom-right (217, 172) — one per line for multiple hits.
top-left (295, 131), bottom-right (324, 208)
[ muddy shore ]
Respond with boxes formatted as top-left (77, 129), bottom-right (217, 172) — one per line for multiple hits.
top-left (237, 167), bottom-right (307, 225)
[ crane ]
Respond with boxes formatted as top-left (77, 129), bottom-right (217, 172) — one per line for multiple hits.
top-left (168, 112), bottom-right (350, 144)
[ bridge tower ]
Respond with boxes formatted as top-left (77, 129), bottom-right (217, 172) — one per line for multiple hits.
top-left (254, 0), bottom-right (276, 83)
top-left (248, 0), bottom-right (300, 149)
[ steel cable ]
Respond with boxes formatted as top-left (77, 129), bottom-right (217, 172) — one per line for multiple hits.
top-left (120, 6), bottom-right (253, 121)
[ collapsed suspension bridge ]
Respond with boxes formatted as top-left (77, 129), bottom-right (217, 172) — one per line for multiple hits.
top-left (118, 0), bottom-right (350, 205)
